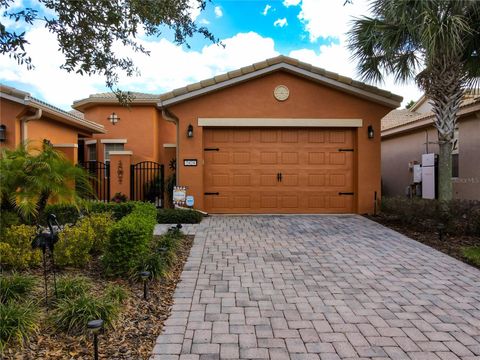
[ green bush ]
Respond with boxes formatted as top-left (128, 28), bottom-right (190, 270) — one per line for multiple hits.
top-left (50, 294), bottom-right (119, 335)
top-left (55, 276), bottom-right (91, 300)
top-left (136, 231), bottom-right (183, 279)
top-left (0, 225), bottom-right (41, 269)
top-left (0, 301), bottom-right (39, 353)
top-left (85, 212), bottom-right (115, 254)
top-left (462, 246), bottom-right (480, 266)
top-left (102, 202), bottom-right (157, 277)
top-left (0, 273), bottom-right (36, 304)
top-left (0, 210), bottom-right (21, 233)
top-left (381, 197), bottom-right (480, 236)
top-left (89, 201), bottom-right (137, 220)
top-left (40, 204), bottom-right (82, 225)
top-left (157, 208), bottom-right (203, 224)
top-left (104, 284), bottom-right (128, 304)
top-left (54, 218), bottom-right (94, 267)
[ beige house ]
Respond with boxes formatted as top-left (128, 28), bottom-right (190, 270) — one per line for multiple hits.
top-left (381, 93), bottom-right (480, 200)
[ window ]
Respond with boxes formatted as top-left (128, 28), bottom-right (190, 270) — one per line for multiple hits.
top-left (104, 143), bottom-right (124, 161)
top-left (87, 144), bottom-right (96, 161)
top-left (452, 127), bottom-right (459, 178)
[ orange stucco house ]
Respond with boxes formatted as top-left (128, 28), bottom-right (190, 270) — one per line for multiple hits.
top-left (73, 56), bottom-right (402, 214)
top-left (0, 84), bottom-right (105, 162)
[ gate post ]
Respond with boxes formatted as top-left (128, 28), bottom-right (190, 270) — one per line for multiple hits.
top-left (109, 151), bottom-right (133, 201)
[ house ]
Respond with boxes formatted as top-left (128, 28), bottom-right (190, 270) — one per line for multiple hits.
top-left (74, 56), bottom-right (401, 214)
top-left (0, 84), bottom-right (105, 162)
top-left (381, 93), bottom-right (480, 200)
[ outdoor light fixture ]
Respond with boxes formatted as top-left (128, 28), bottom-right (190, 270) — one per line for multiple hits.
top-left (0, 124), bottom-right (6, 142)
top-left (438, 223), bottom-right (445, 242)
top-left (87, 319), bottom-right (104, 360)
top-left (139, 271), bottom-right (151, 300)
top-left (187, 124), bottom-right (194, 138)
top-left (367, 125), bottom-right (374, 139)
top-left (108, 112), bottom-right (120, 125)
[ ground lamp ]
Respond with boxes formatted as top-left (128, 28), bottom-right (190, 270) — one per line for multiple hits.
top-left (187, 124), bottom-right (194, 138)
top-left (367, 125), bottom-right (374, 139)
top-left (87, 319), bottom-right (104, 360)
top-left (438, 223), bottom-right (445, 242)
top-left (0, 124), bottom-right (6, 141)
top-left (139, 271), bottom-right (151, 300)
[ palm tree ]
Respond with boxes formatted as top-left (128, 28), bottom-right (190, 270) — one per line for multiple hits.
top-left (0, 141), bottom-right (92, 221)
top-left (348, 0), bottom-right (480, 200)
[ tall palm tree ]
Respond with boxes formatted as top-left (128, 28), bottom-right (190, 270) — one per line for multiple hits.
top-left (348, 0), bottom-right (480, 200)
top-left (0, 141), bottom-right (92, 221)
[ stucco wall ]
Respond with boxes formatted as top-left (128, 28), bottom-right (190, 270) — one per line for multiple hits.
top-left (381, 114), bottom-right (480, 200)
top-left (168, 70), bottom-right (392, 214)
top-left (82, 105), bottom-right (176, 166)
top-left (0, 98), bottom-right (23, 149)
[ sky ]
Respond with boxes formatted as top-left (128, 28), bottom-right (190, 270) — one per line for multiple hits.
top-left (0, 0), bottom-right (422, 110)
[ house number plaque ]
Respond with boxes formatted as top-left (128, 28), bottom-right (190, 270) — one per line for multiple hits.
top-left (184, 159), bottom-right (197, 166)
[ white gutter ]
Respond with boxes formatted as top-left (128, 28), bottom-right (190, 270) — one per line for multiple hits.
top-left (20, 108), bottom-right (42, 143)
top-left (159, 103), bottom-right (180, 186)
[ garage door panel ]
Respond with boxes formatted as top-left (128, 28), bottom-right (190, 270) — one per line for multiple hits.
top-left (204, 127), bottom-right (355, 213)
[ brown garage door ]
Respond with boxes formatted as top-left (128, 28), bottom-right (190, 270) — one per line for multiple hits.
top-left (203, 128), bottom-right (354, 213)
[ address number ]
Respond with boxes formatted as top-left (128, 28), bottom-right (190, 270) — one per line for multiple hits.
top-left (184, 159), bottom-right (197, 166)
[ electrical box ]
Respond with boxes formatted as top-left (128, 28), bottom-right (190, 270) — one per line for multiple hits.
top-left (413, 164), bottom-right (422, 183)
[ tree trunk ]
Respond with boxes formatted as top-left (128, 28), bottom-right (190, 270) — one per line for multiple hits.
top-left (437, 136), bottom-right (453, 201)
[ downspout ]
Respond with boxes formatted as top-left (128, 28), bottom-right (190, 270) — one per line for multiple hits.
top-left (159, 102), bottom-right (180, 186)
top-left (20, 107), bottom-right (42, 144)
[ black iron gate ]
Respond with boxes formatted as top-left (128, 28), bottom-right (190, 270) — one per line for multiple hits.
top-left (79, 161), bottom-right (110, 202)
top-left (130, 161), bottom-right (164, 207)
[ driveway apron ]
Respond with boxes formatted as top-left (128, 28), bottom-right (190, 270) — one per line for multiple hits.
top-left (151, 215), bottom-right (480, 360)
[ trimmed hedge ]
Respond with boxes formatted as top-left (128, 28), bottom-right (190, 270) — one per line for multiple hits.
top-left (381, 197), bottom-right (480, 236)
top-left (102, 202), bottom-right (157, 277)
top-left (157, 208), bottom-right (203, 224)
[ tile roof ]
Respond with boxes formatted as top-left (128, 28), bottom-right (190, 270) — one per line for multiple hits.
top-left (382, 94), bottom-right (480, 132)
top-left (73, 55), bottom-right (403, 110)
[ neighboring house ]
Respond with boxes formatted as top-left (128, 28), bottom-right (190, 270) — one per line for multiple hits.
top-left (381, 93), bottom-right (480, 200)
top-left (0, 84), bottom-right (105, 163)
top-left (74, 55), bottom-right (401, 214)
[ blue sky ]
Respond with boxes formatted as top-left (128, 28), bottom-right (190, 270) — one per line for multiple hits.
top-left (0, 0), bottom-right (421, 109)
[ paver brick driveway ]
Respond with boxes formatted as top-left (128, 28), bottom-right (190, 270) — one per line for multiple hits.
top-left (152, 215), bottom-right (480, 360)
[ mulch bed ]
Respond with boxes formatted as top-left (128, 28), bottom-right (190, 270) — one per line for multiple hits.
top-left (367, 215), bottom-right (480, 270)
top-left (4, 235), bottom-right (194, 360)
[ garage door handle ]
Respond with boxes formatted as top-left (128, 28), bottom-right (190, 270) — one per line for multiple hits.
top-left (204, 192), bottom-right (219, 195)
top-left (204, 148), bottom-right (220, 151)
top-left (338, 192), bottom-right (354, 195)
top-left (338, 148), bottom-right (354, 152)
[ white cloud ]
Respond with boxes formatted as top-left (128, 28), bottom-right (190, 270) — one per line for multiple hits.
top-left (274, 18), bottom-right (288, 28)
top-left (262, 5), bottom-right (272, 16)
top-left (199, 18), bottom-right (210, 25)
top-left (283, 0), bottom-right (301, 7)
top-left (0, 30), bottom-right (278, 109)
top-left (214, 6), bottom-right (223, 18)
top-left (187, 0), bottom-right (202, 21)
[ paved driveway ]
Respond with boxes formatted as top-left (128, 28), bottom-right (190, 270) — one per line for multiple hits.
top-left (152, 216), bottom-right (480, 360)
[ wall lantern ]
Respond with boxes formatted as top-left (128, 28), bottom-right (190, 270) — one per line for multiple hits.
top-left (108, 112), bottom-right (120, 125)
top-left (367, 125), bottom-right (374, 139)
top-left (187, 124), bottom-right (194, 138)
top-left (0, 124), bottom-right (6, 142)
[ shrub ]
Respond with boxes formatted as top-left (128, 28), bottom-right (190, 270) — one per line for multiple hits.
top-left (40, 204), bottom-right (82, 225)
top-left (0, 301), bottom-right (39, 353)
top-left (103, 202), bottom-right (157, 277)
top-left (85, 212), bottom-right (115, 254)
top-left (50, 294), bottom-right (119, 335)
top-left (55, 276), bottom-right (91, 300)
top-left (0, 210), bottom-right (20, 233)
top-left (0, 225), bottom-right (41, 269)
top-left (0, 273), bottom-right (36, 304)
top-left (54, 218), bottom-right (94, 267)
top-left (157, 208), bottom-right (203, 224)
top-left (462, 247), bottom-right (480, 266)
top-left (104, 284), bottom-right (128, 304)
top-left (89, 201), bottom-right (137, 220)
top-left (111, 192), bottom-right (128, 203)
top-left (381, 197), bottom-right (480, 236)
